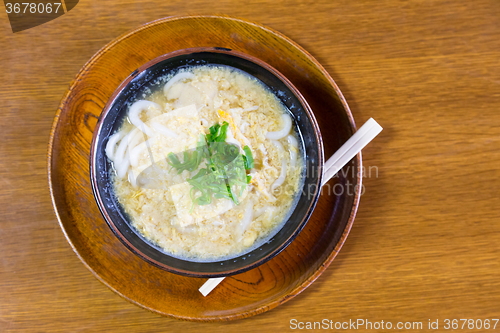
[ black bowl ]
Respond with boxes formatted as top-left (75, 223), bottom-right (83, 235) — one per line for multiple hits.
top-left (90, 47), bottom-right (323, 277)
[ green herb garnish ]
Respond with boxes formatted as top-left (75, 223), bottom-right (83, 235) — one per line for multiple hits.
top-left (168, 122), bottom-right (253, 209)
top-left (242, 145), bottom-right (254, 169)
top-left (206, 121), bottom-right (229, 143)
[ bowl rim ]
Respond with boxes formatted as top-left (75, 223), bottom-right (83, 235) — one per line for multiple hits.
top-left (89, 46), bottom-right (324, 277)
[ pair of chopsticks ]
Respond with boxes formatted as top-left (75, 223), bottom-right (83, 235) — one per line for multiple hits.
top-left (199, 118), bottom-right (383, 296)
top-left (322, 118), bottom-right (383, 185)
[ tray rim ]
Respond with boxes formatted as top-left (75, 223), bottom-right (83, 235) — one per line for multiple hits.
top-left (47, 14), bottom-right (362, 321)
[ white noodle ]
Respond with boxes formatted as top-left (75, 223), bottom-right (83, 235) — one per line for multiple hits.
top-left (272, 140), bottom-right (284, 154)
top-left (262, 157), bottom-right (271, 169)
top-left (233, 124), bottom-right (252, 149)
top-left (116, 152), bottom-right (130, 179)
top-left (128, 170), bottom-right (137, 187)
top-left (243, 106), bottom-right (259, 112)
top-left (127, 128), bottom-right (143, 152)
top-left (240, 121), bottom-right (249, 134)
top-left (270, 140), bottom-right (287, 189)
top-left (105, 131), bottom-right (124, 161)
top-left (266, 113), bottom-right (292, 140)
top-left (130, 137), bottom-right (157, 167)
top-left (163, 72), bottom-right (195, 94)
top-left (271, 158), bottom-right (287, 191)
top-left (254, 206), bottom-right (270, 218)
top-left (129, 100), bottom-right (160, 137)
top-left (226, 128), bottom-right (242, 150)
top-left (116, 129), bottom-right (142, 174)
top-left (287, 134), bottom-right (298, 168)
top-left (151, 122), bottom-right (178, 138)
top-left (259, 144), bottom-right (271, 168)
top-left (114, 130), bottom-right (135, 166)
top-left (239, 199), bottom-right (254, 236)
top-left (229, 106), bottom-right (258, 113)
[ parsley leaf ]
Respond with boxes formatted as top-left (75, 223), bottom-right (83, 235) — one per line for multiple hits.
top-left (168, 122), bottom-right (253, 208)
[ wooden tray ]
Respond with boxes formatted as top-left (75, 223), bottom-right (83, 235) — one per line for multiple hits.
top-left (48, 15), bottom-right (361, 321)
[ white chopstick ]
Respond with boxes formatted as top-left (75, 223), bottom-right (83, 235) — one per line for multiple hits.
top-left (199, 118), bottom-right (382, 296)
top-left (199, 277), bottom-right (225, 297)
top-left (322, 118), bottom-right (382, 185)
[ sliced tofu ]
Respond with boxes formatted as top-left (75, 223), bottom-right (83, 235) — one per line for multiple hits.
top-left (129, 104), bottom-right (204, 178)
top-left (169, 182), bottom-right (235, 227)
top-left (169, 178), bottom-right (250, 228)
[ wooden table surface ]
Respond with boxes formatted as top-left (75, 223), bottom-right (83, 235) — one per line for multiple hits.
top-left (1, 1), bottom-right (499, 332)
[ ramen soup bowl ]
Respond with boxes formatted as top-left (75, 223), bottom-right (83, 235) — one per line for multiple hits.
top-left (90, 47), bottom-right (323, 277)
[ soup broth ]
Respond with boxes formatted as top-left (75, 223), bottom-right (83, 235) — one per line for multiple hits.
top-left (106, 65), bottom-right (304, 261)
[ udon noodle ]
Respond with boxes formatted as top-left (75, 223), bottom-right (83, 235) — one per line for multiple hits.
top-left (106, 65), bottom-right (304, 260)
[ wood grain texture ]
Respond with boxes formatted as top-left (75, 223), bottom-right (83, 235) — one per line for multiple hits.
top-left (49, 17), bottom-right (359, 320)
top-left (1, 0), bottom-right (500, 331)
